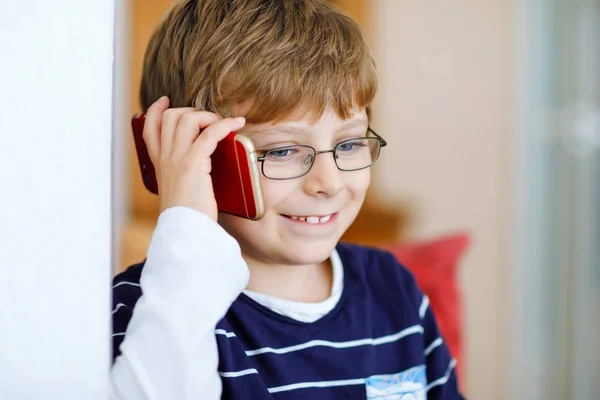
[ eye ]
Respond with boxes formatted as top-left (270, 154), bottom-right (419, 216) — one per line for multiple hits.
top-left (336, 139), bottom-right (367, 152)
top-left (270, 149), bottom-right (293, 157)
top-left (263, 146), bottom-right (300, 161)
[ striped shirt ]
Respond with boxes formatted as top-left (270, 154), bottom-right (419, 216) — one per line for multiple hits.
top-left (112, 210), bottom-right (463, 399)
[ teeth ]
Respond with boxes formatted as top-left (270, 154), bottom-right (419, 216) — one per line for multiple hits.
top-left (288, 214), bottom-right (332, 224)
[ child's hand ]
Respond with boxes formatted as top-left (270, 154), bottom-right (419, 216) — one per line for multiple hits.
top-left (143, 96), bottom-right (247, 221)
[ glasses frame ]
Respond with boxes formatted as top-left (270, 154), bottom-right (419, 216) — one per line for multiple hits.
top-left (256, 127), bottom-right (387, 180)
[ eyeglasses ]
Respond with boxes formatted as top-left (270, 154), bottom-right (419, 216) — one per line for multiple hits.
top-left (256, 127), bottom-right (387, 180)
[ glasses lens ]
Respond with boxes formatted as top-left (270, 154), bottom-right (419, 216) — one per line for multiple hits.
top-left (262, 145), bottom-right (315, 179)
top-left (334, 138), bottom-right (381, 171)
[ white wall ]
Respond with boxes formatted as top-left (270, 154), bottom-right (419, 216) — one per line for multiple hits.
top-left (367, 1), bottom-right (513, 398)
top-left (0, 1), bottom-right (114, 398)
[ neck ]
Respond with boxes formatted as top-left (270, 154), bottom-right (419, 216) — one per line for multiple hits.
top-left (244, 257), bottom-right (333, 303)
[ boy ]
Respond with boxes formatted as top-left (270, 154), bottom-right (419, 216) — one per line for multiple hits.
top-left (111, 0), bottom-right (463, 399)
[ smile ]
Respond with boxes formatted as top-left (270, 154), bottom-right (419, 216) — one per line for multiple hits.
top-left (282, 213), bottom-right (335, 224)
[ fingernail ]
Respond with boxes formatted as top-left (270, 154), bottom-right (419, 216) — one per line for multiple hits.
top-left (235, 117), bottom-right (246, 124)
top-left (158, 95), bottom-right (168, 103)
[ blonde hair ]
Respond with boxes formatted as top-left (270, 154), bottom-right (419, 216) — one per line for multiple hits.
top-left (140, 0), bottom-right (377, 123)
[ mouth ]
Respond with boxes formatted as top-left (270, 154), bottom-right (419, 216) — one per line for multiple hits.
top-left (281, 212), bottom-right (337, 225)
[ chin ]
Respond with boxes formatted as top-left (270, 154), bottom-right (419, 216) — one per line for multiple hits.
top-left (277, 238), bottom-right (339, 266)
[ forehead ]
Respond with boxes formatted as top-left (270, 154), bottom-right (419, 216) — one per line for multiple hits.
top-left (240, 106), bottom-right (368, 137)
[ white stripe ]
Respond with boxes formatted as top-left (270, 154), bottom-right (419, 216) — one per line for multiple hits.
top-left (215, 329), bottom-right (237, 338)
top-left (424, 337), bottom-right (444, 356)
top-left (112, 332), bottom-right (125, 338)
top-left (112, 303), bottom-right (127, 315)
top-left (218, 368), bottom-right (259, 378)
top-left (246, 325), bottom-right (424, 356)
top-left (426, 358), bottom-right (457, 392)
top-left (419, 295), bottom-right (430, 318)
top-left (268, 378), bottom-right (366, 394)
top-left (113, 281), bottom-right (141, 289)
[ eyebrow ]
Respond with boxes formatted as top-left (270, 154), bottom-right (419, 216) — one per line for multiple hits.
top-left (246, 117), bottom-right (369, 136)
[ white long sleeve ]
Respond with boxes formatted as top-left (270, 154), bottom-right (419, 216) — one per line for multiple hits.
top-left (110, 207), bottom-right (249, 400)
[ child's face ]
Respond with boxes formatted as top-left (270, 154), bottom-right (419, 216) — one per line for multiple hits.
top-left (218, 106), bottom-right (371, 267)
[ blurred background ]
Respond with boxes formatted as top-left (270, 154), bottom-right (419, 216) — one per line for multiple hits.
top-left (112, 0), bottom-right (600, 398)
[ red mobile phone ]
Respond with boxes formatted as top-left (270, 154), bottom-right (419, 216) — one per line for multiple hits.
top-left (131, 112), bottom-right (265, 220)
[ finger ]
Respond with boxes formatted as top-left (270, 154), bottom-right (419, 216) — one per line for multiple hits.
top-left (171, 111), bottom-right (221, 158)
top-left (160, 107), bottom-right (196, 159)
top-left (188, 117), bottom-right (246, 160)
top-left (143, 96), bottom-right (170, 164)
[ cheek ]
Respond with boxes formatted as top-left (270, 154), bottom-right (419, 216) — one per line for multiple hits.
top-left (346, 169), bottom-right (371, 198)
top-left (256, 169), bottom-right (371, 212)
top-left (258, 176), bottom-right (297, 210)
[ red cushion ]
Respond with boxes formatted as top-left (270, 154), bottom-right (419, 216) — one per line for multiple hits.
top-left (384, 232), bottom-right (470, 388)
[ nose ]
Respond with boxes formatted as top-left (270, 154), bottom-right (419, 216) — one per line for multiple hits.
top-left (301, 151), bottom-right (344, 197)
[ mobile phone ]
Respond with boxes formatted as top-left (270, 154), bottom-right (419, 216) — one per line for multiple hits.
top-left (131, 112), bottom-right (265, 220)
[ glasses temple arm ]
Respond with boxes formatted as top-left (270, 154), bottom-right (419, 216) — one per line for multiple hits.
top-left (368, 127), bottom-right (387, 147)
